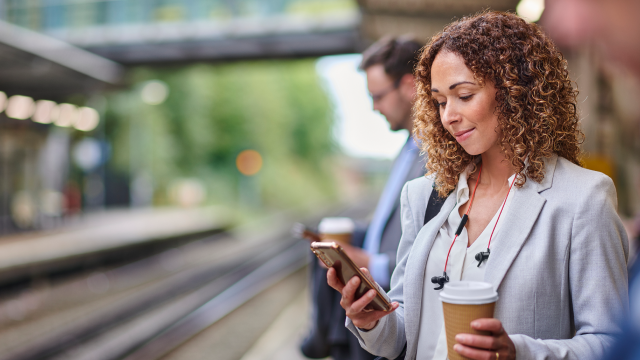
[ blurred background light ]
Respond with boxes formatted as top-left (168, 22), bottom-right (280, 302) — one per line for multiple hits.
top-left (6, 95), bottom-right (35, 120)
top-left (168, 179), bottom-right (207, 208)
top-left (55, 103), bottom-right (79, 127)
top-left (75, 107), bottom-right (100, 131)
top-left (140, 80), bottom-right (169, 105)
top-left (11, 191), bottom-right (36, 229)
top-left (517, 0), bottom-right (545, 23)
top-left (32, 100), bottom-right (57, 124)
top-left (236, 150), bottom-right (263, 176)
top-left (73, 137), bottom-right (103, 172)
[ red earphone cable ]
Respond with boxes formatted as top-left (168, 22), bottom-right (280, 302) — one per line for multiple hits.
top-left (443, 165), bottom-right (482, 273)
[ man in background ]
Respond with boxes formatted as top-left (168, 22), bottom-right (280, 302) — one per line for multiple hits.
top-left (301, 36), bottom-right (425, 360)
top-left (544, 1), bottom-right (640, 358)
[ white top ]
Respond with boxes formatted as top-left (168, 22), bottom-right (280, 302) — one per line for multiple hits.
top-left (415, 165), bottom-right (516, 360)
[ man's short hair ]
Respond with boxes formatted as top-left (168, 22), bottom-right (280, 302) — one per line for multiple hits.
top-left (359, 35), bottom-right (423, 80)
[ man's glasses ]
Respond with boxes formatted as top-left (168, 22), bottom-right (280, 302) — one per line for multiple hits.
top-left (370, 77), bottom-right (402, 103)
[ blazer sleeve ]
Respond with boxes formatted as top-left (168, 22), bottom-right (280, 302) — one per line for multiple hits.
top-left (510, 175), bottom-right (629, 359)
top-left (346, 180), bottom-right (425, 359)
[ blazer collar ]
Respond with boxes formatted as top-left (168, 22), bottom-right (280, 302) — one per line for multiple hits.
top-left (484, 154), bottom-right (558, 289)
top-left (532, 154), bottom-right (557, 193)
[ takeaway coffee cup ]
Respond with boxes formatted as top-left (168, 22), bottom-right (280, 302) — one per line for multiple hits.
top-left (440, 281), bottom-right (499, 360)
top-left (318, 217), bottom-right (355, 245)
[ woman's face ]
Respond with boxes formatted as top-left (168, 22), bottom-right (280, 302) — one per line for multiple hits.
top-left (430, 51), bottom-right (501, 156)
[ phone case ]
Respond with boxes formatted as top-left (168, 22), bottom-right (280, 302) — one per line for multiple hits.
top-left (310, 241), bottom-right (392, 311)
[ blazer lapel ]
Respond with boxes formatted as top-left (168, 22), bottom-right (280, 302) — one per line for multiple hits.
top-left (404, 192), bottom-right (456, 353)
top-left (484, 154), bottom-right (558, 289)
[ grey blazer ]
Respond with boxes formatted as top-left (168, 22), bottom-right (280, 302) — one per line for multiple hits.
top-left (348, 154), bottom-right (629, 360)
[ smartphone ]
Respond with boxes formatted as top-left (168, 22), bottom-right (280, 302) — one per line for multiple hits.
top-left (310, 241), bottom-right (392, 311)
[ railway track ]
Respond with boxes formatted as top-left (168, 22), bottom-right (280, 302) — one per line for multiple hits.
top-left (0, 230), bottom-right (307, 360)
top-left (0, 200), bottom-right (375, 360)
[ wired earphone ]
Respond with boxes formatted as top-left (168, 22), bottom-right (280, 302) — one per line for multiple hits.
top-left (431, 165), bottom-right (518, 290)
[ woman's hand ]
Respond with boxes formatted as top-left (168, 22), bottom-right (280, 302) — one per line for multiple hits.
top-left (327, 267), bottom-right (399, 330)
top-left (453, 318), bottom-right (516, 360)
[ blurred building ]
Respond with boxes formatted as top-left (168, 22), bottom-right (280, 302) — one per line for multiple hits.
top-left (0, 19), bottom-right (123, 234)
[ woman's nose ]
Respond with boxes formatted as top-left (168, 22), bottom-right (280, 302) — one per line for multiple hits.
top-left (441, 102), bottom-right (460, 126)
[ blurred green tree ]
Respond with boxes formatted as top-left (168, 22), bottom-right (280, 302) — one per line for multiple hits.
top-left (104, 59), bottom-right (337, 213)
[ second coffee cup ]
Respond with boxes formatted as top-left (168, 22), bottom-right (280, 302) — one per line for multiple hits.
top-left (440, 281), bottom-right (499, 360)
top-left (318, 217), bottom-right (354, 245)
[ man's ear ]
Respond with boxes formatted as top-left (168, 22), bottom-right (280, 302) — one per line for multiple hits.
top-left (399, 73), bottom-right (417, 99)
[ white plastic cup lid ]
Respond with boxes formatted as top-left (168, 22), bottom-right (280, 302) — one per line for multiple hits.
top-left (439, 281), bottom-right (499, 305)
top-left (318, 217), bottom-right (355, 234)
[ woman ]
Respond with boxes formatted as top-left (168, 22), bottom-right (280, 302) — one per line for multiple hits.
top-left (327, 11), bottom-right (629, 360)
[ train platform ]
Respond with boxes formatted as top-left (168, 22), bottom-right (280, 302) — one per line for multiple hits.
top-left (0, 206), bottom-right (230, 284)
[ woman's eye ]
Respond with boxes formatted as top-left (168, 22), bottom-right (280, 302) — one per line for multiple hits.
top-left (437, 101), bottom-right (446, 108)
top-left (460, 95), bottom-right (473, 101)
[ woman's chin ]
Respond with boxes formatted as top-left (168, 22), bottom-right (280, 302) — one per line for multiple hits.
top-left (458, 139), bottom-right (499, 157)
top-left (459, 144), bottom-right (482, 156)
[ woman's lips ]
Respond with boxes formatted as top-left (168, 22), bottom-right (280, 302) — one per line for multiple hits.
top-left (454, 128), bottom-right (475, 142)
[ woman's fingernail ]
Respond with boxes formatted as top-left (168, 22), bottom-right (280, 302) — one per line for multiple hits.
top-left (453, 344), bottom-right (461, 352)
top-left (471, 321), bottom-right (479, 328)
top-left (455, 334), bottom-right (467, 342)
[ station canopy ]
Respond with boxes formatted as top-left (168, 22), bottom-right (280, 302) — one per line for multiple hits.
top-left (0, 20), bottom-right (124, 101)
top-left (2, 0), bottom-right (361, 65)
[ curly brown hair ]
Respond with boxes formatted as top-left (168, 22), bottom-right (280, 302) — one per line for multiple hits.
top-left (414, 11), bottom-right (584, 197)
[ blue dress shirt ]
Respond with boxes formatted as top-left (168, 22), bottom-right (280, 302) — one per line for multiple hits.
top-left (363, 137), bottom-right (419, 288)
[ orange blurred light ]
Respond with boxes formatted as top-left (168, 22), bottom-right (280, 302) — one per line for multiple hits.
top-left (236, 150), bottom-right (263, 176)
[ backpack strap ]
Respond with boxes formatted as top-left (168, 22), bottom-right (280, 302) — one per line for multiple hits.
top-left (424, 187), bottom-right (447, 225)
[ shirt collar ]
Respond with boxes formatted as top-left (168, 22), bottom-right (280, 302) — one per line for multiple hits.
top-left (455, 160), bottom-right (517, 204)
top-left (456, 164), bottom-right (473, 204)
